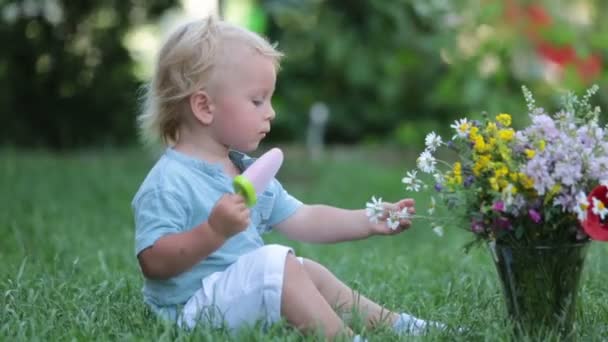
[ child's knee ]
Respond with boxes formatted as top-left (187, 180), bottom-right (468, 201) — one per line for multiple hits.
top-left (284, 253), bottom-right (303, 273)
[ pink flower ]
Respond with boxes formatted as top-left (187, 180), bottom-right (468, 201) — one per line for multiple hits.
top-left (492, 201), bottom-right (505, 212)
top-left (528, 209), bottom-right (542, 223)
top-left (582, 185), bottom-right (608, 241)
top-left (471, 219), bottom-right (484, 233)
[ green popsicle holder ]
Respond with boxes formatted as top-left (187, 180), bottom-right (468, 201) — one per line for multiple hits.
top-left (233, 175), bottom-right (257, 207)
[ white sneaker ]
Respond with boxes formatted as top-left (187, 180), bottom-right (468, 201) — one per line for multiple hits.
top-left (393, 313), bottom-right (447, 336)
top-left (353, 334), bottom-right (368, 342)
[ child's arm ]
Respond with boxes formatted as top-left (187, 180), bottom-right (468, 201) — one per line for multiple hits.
top-left (138, 194), bottom-right (249, 280)
top-left (138, 222), bottom-right (225, 280)
top-left (274, 199), bottom-right (414, 243)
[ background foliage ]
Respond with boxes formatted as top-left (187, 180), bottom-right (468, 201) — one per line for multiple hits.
top-left (0, 0), bottom-right (606, 149)
top-left (0, 0), bottom-right (177, 148)
top-left (265, 0), bottom-right (608, 146)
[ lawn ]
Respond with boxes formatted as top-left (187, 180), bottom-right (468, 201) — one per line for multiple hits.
top-left (2, 146), bottom-right (607, 341)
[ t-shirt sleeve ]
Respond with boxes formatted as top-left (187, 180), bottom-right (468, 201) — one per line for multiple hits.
top-left (267, 179), bottom-right (303, 227)
top-left (132, 189), bottom-right (188, 256)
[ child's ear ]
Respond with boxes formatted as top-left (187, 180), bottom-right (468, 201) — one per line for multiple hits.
top-left (190, 91), bottom-right (214, 125)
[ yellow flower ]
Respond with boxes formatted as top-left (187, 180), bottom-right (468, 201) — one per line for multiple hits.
top-left (498, 179), bottom-right (509, 190)
top-left (469, 126), bottom-right (479, 137)
top-left (453, 162), bottom-right (462, 177)
top-left (487, 137), bottom-right (496, 150)
top-left (498, 145), bottom-right (512, 163)
top-left (509, 172), bottom-right (519, 182)
top-left (486, 122), bottom-right (497, 134)
top-left (519, 173), bottom-right (534, 189)
top-left (498, 129), bottom-right (514, 141)
top-left (489, 177), bottom-right (499, 191)
top-left (524, 149), bottom-right (535, 159)
top-left (473, 135), bottom-right (486, 153)
top-left (473, 155), bottom-right (490, 176)
top-left (544, 184), bottom-right (562, 204)
top-left (496, 113), bottom-right (512, 127)
top-left (538, 140), bottom-right (546, 151)
top-left (495, 164), bottom-right (509, 178)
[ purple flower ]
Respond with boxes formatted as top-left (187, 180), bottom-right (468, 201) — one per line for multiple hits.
top-left (434, 183), bottom-right (443, 192)
top-left (471, 219), bottom-right (484, 234)
top-left (528, 209), bottom-right (542, 223)
top-left (492, 201), bottom-right (505, 212)
top-left (464, 175), bottom-right (475, 188)
top-left (493, 217), bottom-right (512, 230)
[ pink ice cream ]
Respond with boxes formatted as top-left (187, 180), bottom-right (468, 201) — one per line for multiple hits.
top-left (242, 147), bottom-right (284, 196)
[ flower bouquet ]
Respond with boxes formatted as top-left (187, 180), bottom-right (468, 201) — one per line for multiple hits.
top-left (367, 85), bottom-right (608, 337)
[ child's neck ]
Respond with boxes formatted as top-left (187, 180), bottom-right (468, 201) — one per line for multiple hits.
top-left (173, 139), bottom-right (241, 177)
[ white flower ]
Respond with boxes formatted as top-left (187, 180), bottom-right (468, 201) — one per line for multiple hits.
top-left (501, 184), bottom-right (515, 209)
top-left (386, 208), bottom-right (409, 230)
top-left (365, 196), bottom-right (384, 224)
top-left (432, 226), bottom-right (444, 237)
top-left (428, 196), bottom-right (436, 215)
top-left (450, 118), bottom-right (471, 139)
top-left (398, 207), bottom-right (411, 220)
top-left (402, 170), bottom-right (423, 192)
top-left (591, 196), bottom-right (608, 220)
top-left (424, 132), bottom-right (443, 152)
top-left (433, 172), bottom-right (444, 184)
top-left (386, 218), bottom-right (400, 230)
top-left (575, 191), bottom-right (589, 221)
top-left (417, 150), bottom-right (437, 173)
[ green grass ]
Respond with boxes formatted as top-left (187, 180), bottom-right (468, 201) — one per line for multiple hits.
top-left (2, 146), bottom-right (608, 341)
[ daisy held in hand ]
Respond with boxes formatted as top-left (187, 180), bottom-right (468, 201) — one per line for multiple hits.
top-left (365, 196), bottom-right (416, 232)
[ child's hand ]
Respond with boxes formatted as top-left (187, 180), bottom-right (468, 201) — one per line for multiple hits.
top-left (368, 198), bottom-right (415, 235)
top-left (208, 194), bottom-right (250, 238)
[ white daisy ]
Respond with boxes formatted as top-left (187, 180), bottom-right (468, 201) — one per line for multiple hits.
top-left (424, 132), bottom-right (443, 152)
top-left (428, 196), bottom-right (436, 215)
top-left (450, 118), bottom-right (471, 139)
top-left (386, 210), bottom-right (401, 230)
top-left (365, 196), bottom-right (384, 224)
top-left (501, 184), bottom-right (515, 209)
top-left (417, 150), bottom-right (437, 173)
top-left (574, 191), bottom-right (589, 221)
top-left (433, 172), bottom-right (444, 184)
top-left (402, 170), bottom-right (423, 192)
top-left (591, 196), bottom-right (608, 220)
top-left (398, 207), bottom-right (411, 220)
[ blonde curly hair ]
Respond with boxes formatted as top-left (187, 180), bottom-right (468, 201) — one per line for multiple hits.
top-left (137, 16), bottom-right (283, 146)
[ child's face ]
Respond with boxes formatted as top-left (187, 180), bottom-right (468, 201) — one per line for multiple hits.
top-left (210, 50), bottom-right (277, 152)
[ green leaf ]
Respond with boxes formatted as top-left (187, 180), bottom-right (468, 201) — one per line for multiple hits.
top-left (515, 226), bottom-right (525, 239)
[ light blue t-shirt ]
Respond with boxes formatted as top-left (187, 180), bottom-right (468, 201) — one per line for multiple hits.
top-left (131, 148), bottom-right (302, 321)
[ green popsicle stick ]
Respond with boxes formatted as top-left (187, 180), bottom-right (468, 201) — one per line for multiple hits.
top-left (233, 175), bottom-right (257, 207)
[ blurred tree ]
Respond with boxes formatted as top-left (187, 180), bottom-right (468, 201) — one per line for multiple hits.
top-left (263, 0), bottom-right (607, 146)
top-left (0, 0), bottom-right (178, 149)
top-left (264, 0), bottom-right (457, 145)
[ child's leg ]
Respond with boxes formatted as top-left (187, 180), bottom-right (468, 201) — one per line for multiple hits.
top-left (300, 258), bottom-right (447, 335)
top-left (300, 258), bottom-right (399, 328)
top-left (281, 253), bottom-right (352, 339)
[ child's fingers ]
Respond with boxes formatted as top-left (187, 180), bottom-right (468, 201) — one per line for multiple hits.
top-left (397, 198), bottom-right (415, 209)
top-left (399, 219), bottom-right (412, 229)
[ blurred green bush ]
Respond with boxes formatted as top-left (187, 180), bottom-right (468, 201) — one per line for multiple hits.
top-left (265, 0), bottom-right (608, 148)
top-left (0, 0), bottom-right (177, 149)
top-left (0, 0), bottom-right (606, 149)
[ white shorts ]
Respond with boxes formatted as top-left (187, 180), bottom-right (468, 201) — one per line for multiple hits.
top-left (179, 244), bottom-right (302, 331)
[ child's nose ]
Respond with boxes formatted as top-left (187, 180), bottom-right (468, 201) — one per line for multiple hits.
top-left (267, 107), bottom-right (276, 121)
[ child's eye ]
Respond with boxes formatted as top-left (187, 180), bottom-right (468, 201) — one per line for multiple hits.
top-left (252, 99), bottom-right (263, 106)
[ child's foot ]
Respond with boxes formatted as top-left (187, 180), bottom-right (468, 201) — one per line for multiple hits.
top-left (392, 312), bottom-right (447, 336)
